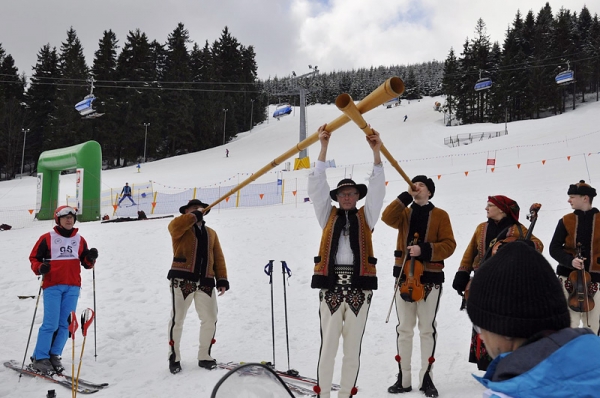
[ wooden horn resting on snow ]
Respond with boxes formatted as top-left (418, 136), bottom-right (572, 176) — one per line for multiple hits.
top-left (335, 92), bottom-right (414, 189)
top-left (204, 77), bottom-right (405, 212)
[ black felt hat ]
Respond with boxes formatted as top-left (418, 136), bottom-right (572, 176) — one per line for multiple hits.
top-left (329, 179), bottom-right (368, 201)
top-left (179, 199), bottom-right (211, 215)
top-left (568, 180), bottom-right (596, 198)
top-left (467, 241), bottom-right (570, 338)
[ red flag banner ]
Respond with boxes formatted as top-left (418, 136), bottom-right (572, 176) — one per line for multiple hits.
top-left (486, 159), bottom-right (496, 166)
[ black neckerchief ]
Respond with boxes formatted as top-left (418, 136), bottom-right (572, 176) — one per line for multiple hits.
top-left (192, 222), bottom-right (209, 280)
top-left (408, 202), bottom-right (434, 245)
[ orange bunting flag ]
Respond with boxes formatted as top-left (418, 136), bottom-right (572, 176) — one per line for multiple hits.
top-left (542, 160), bottom-right (546, 165)
top-left (437, 175), bottom-right (441, 180)
top-left (385, 181), bottom-right (389, 186)
top-left (112, 205), bottom-right (118, 211)
top-left (225, 197), bottom-right (230, 202)
top-left (464, 171), bottom-right (469, 176)
top-left (491, 168), bottom-right (495, 173)
top-left (28, 209), bottom-right (34, 214)
top-left (292, 191), bottom-right (297, 196)
top-left (517, 164), bottom-right (521, 169)
top-left (259, 194), bottom-right (264, 200)
top-left (567, 156), bottom-right (571, 161)
top-left (151, 202), bottom-right (157, 208)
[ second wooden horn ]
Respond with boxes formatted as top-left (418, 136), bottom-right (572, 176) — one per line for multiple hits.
top-left (335, 93), bottom-right (414, 188)
top-left (203, 77), bottom-right (405, 212)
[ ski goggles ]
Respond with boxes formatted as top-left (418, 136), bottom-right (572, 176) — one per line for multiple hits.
top-left (56, 206), bottom-right (77, 217)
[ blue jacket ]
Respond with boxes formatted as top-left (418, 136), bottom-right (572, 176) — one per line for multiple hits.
top-left (474, 328), bottom-right (600, 398)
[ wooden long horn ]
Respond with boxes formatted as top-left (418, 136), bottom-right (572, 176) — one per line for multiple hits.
top-left (335, 93), bottom-right (414, 188)
top-left (204, 77), bottom-right (405, 211)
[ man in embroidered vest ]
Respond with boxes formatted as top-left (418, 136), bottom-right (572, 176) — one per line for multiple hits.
top-left (381, 175), bottom-right (456, 397)
top-left (29, 205), bottom-right (98, 374)
top-left (308, 123), bottom-right (385, 398)
top-left (167, 199), bottom-right (230, 374)
top-left (550, 180), bottom-right (600, 334)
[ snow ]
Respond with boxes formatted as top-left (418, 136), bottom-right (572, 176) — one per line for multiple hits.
top-left (1, 94), bottom-right (599, 398)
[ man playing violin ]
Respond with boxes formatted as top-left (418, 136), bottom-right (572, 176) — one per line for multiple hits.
top-left (550, 180), bottom-right (600, 334)
top-left (381, 176), bottom-right (456, 397)
top-left (308, 124), bottom-right (385, 398)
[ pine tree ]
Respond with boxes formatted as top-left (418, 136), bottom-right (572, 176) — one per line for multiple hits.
top-left (25, 44), bottom-right (60, 170)
top-left (54, 27), bottom-right (89, 150)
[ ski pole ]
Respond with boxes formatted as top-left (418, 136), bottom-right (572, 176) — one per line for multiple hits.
top-left (19, 275), bottom-right (44, 380)
top-left (92, 267), bottom-right (97, 361)
top-left (263, 260), bottom-right (275, 368)
top-left (280, 261), bottom-right (297, 375)
top-left (68, 311), bottom-right (79, 398)
top-left (74, 308), bottom-right (95, 398)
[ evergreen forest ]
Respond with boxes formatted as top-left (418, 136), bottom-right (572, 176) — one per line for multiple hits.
top-left (0, 2), bottom-right (599, 180)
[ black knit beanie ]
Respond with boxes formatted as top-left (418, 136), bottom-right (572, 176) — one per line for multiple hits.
top-left (467, 241), bottom-right (570, 338)
top-left (412, 175), bottom-right (435, 199)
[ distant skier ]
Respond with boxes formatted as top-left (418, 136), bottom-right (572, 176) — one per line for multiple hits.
top-left (226, 148), bottom-right (229, 158)
top-left (404, 115), bottom-right (408, 122)
top-left (118, 182), bottom-right (136, 206)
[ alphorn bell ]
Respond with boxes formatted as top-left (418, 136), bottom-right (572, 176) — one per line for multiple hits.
top-left (203, 77), bottom-right (405, 212)
top-left (335, 93), bottom-right (415, 189)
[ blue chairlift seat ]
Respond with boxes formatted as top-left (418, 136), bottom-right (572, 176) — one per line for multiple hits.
top-left (555, 70), bottom-right (574, 85)
top-left (273, 103), bottom-right (292, 119)
top-left (75, 95), bottom-right (97, 116)
top-left (474, 78), bottom-right (493, 91)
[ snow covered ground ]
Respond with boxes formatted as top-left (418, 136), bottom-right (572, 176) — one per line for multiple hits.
top-left (1, 91), bottom-right (599, 398)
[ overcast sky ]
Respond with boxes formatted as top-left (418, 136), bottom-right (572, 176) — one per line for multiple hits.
top-left (0, 0), bottom-right (594, 81)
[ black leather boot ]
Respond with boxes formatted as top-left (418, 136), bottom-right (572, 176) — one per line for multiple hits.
top-left (387, 372), bottom-right (412, 394)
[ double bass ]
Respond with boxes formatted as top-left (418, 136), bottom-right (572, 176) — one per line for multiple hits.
top-left (568, 242), bottom-right (595, 315)
top-left (400, 233), bottom-right (425, 303)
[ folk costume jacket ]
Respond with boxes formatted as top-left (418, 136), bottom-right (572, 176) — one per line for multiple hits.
top-left (167, 212), bottom-right (229, 290)
top-left (550, 208), bottom-right (600, 283)
top-left (29, 226), bottom-right (94, 289)
top-left (459, 219), bottom-right (543, 274)
top-left (308, 161), bottom-right (385, 290)
top-left (381, 193), bottom-right (456, 285)
top-left (473, 328), bottom-right (600, 398)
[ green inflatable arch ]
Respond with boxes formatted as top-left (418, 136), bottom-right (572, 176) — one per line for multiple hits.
top-left (36, 141), bottom-right (102, 222)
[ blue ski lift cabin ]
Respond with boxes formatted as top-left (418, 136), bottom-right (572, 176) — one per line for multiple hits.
top-left (75, 95), bottom-right (97, 117)
top-left (555, 70), bottom-right (574, 85)
top-left (273, 103), bottom-right (292, 119)
top-left (474, 78), bottom-right (493, 91)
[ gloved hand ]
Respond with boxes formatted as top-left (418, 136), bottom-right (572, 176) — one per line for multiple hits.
top-left (191, 210), bottom-right (204, 222)
top-left (452, 271), bottom-right (471, 296)
top-left (39, 262), bottom-right (51, 275)
top-left (87, 248), bottom-right (98, 262)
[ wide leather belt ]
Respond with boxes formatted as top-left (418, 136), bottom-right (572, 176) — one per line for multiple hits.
top-left (334, 265), bottom-right (353, 286)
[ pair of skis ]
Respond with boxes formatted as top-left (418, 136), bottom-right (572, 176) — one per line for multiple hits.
top-left (4, 360), bottom-right (108, 394)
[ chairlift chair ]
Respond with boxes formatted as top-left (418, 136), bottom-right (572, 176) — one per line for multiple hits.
top-left (74, 77), bottom-right (102, 118)
top-left (273, 103), bottom-right (292, 120)
top-left (474, 70), bottom-right (493, 91)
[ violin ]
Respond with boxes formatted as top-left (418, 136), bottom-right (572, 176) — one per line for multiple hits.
top-left (491, 203), bottom-right (541, 255)
top-left (464, 203), bottom-right (541, 304)
top-left (400, 233), bottom-right (425, 303)
top-left (568, 242), bottom-right (595, 313)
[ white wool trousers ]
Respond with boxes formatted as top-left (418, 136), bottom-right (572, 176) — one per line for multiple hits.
top-left (168, 279), bottom-right (218, 362)
top-left (559, 276), bottom-right (600, 334)
top-left (395, 284), bottom-right (442, 389)
top-left (316, 288), bottom-right (372, 398)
